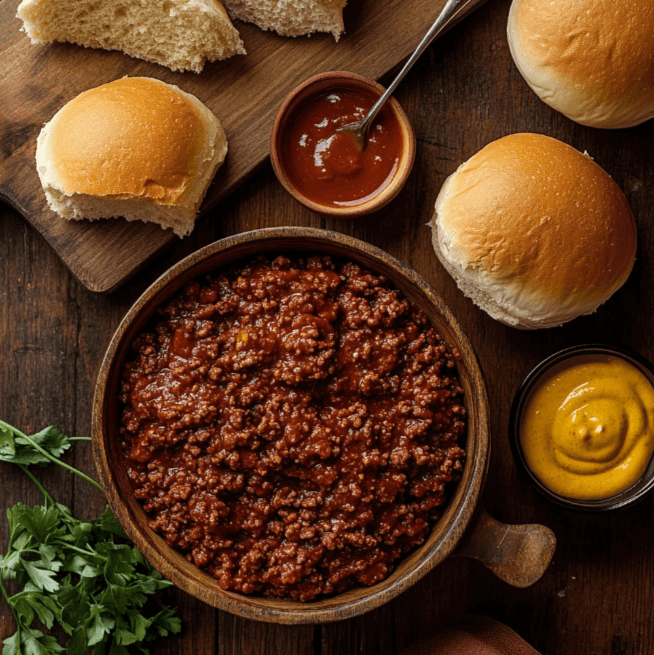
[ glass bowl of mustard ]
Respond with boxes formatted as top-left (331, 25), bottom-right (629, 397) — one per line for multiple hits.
top-left (510, 344), bottom-right (654, 512)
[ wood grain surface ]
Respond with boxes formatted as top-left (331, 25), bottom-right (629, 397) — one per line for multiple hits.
top-left (0, 0), bottom-right (485, 293)
top-left (2, 0), bottom-right (654, 653)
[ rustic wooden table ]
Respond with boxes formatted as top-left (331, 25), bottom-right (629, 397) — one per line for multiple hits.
top-left (2, 0), bottom-right (653, 653)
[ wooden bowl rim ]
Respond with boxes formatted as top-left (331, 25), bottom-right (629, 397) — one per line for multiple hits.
top-left (269, 71), bottom-right (417, 218)
top-left (92, 227), bottom-right (490, 624)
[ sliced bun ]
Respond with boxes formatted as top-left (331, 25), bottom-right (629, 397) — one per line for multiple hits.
top-left (507, 0), bottom-right (654, 129)
top-left (223, 0), bottom-right (346, 40)
top-left (36, 77), bottom-right (227, 237)
top-left (429, 133), bottom-right (636, 329)
top-left (17, 0), bottom-right (245, 73)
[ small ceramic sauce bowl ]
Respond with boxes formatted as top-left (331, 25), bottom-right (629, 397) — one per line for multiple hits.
top-left (270, 71), bottom-right (416, 217)
top-left (509, 344), bottom-right (654, 512)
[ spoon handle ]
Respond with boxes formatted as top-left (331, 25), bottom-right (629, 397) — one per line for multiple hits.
top-left (360, 0), bottom-right (464, 132)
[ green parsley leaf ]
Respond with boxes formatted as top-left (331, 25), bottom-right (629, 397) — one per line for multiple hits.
top-left (115, 628), bottom-right (140, 647)
top-left (0, 424), bottom-right (72, 467)
top-left (148, 607), bottom-right (182, 638)
top-left (0, 420), bottom-right (182, 654)
top-left (23, 631), bottom-right (65, 655)
top-left (1, 630), bottom-right (22, 655)
top-left (64, 628), bottom-right (88, 655)
top-left (94, 506), bottom-right (128, 540)
top-left (13, 594), bottom-right (36, 626)
top-left (0, 422), bottom-right (16, 455)
top-left (38, 544), bottom-right (57, 564)
top-left (2, 548), bottom-right (22, 577)
top-left (10, 590), bottom-right (57, 630)
top-left (12, 505), bottom-right (62, 544)
top-left (22, 560), bottom-right (60, 594)
top-left (59, 584), bottom-right (92, 630)
top-left (87, 606), bottom-right (116, 646)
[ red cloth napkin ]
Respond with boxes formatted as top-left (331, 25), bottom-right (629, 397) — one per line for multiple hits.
top-left (401, 615), bottom-right (541, 655)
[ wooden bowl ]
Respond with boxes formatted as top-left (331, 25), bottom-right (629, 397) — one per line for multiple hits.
top-left (270, 72), bottom-right (416, 217)
top-left (92, 227), bottom-right (555, 624)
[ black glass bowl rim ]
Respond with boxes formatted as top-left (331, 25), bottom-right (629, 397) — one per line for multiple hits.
top-left (509, 343), bottom-right (654, 513)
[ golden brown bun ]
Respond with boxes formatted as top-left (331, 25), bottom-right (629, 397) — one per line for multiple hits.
top-left (507, 0), bottom-right (654, 129)
top-left (429, 133), bottom-right (636, 329)
top-left (36, 77), bottom-right (228, 237)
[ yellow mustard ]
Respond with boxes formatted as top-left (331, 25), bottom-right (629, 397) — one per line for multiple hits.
top-left (520, 355), bottom-right (654, 500)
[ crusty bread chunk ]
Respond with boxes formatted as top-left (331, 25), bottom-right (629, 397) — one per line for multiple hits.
top-left (17, 0), bottom-right (245, 73)
top-left (36, 77), bottom-right (228, 237)
top-left (223, 0), bottom-right (347, 40)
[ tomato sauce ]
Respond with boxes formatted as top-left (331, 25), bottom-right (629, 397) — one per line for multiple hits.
top-left (280, 85), bottom-right (404, 207)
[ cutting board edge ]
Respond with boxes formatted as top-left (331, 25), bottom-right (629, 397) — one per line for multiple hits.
top-left (0, 183), bottom-right (165, 293)
top-left (0, 151), bottom-right (275, 294)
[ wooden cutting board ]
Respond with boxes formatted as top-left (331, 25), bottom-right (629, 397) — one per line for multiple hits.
top-left (0, 0), bottom-right (486, 293)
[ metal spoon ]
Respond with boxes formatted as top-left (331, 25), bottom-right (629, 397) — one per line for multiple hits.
top-left (337, 0), bottom-right (464, 151)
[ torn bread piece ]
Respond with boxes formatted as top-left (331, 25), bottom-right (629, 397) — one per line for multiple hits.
top-left (17, 0), bottom-right (245, 72)
top-left (223, 0), bottom-right (347, 40)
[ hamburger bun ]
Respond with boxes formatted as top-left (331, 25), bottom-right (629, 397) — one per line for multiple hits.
top-left (507, 0), bottom-right (654, 129)
top-left (429, 133), bottom-right (637, 329)
top-left (36, 77), bottom-right (228, 237)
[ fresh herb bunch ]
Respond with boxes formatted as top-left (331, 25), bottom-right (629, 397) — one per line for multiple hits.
top-left (0, 420), bottom-right (181, 655)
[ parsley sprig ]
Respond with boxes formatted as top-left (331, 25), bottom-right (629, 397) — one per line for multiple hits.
top-left (0, 420), bottom-right (181, 655)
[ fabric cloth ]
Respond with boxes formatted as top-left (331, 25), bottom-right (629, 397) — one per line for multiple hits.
top-left (401, 615), bottom-right (541, 655)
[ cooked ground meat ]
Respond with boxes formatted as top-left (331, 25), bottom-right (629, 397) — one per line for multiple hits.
top-left (119, 255), bottom-right (466, 601)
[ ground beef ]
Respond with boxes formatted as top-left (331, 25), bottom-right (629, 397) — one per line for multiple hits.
top-left (119, 255), bottom-right (466, 601)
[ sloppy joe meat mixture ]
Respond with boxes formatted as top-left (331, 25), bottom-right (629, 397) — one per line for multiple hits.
top-left (119, 255), bottom-right (466, 601)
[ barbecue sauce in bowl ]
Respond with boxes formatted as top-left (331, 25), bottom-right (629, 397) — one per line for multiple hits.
top-left (271, 72), bottom-right (415, 217)
top-left (281, 86), bottom-right (403, 207)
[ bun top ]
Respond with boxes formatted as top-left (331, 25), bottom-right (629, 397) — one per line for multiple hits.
top-left (431, 133), bottom-right (637, 329)
top-left (508, 0), bottom-right (654, 128)
top-left (39, 77), bottom-right (221, 206)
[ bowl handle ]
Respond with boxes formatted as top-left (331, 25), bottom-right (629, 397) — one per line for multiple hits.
top-left (452, 505), bottom-right (556, 587)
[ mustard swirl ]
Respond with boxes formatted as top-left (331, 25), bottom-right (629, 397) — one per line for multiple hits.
top-left (520, 355), bottom-right (654, 500)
